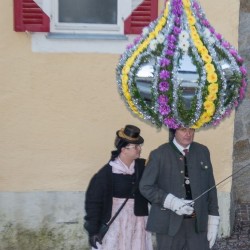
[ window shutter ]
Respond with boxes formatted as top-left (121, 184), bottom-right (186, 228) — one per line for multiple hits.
top-left (124, 0), bottom-right (158, 34)
top-left (14, 0), bottom-right (50, 32)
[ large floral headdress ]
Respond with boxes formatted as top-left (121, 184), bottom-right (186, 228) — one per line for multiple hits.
top-left (116, 0), bottom-right (247, 129)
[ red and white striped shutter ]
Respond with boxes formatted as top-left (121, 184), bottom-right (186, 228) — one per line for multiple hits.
top-left (13, 0), bottom-right (50, 32)
top-left (124, 0), bottom-right (158, 34)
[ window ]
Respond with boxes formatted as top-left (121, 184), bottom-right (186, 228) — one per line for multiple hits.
top-left (13, 0), bottom-right (158, 53)
top-left (51, 0), bottom-right (123, 34)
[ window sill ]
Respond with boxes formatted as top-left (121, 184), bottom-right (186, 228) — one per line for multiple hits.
top-left (31, 33), bottom-right (135, 53)
top-left (46, 33), bottom-right (128, 41)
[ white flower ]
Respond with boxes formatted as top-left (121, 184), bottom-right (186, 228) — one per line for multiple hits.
top-left (142, 27), bottom-right (149, 36)
top-left (208, 36), bottom-right (216, 44)
top-left (179, 30), bottom-right (189, 41)
top-left (203, 28), bottom-right (211, 38)
top-left (149, 39), bottom-right (158, 51)
top-left (220, 108), bottom-right (226, 115)
top-left (180, 40), bottom-right (190, 52)
top-left (157, 33), bottom-right (165, 44)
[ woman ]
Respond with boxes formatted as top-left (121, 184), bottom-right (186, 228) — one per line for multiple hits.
top-left (84, 125), bottom-right (153, 250)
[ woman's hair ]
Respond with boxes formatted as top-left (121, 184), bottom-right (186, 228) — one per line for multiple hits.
top-left (110, 137), bottom-right (129, 161)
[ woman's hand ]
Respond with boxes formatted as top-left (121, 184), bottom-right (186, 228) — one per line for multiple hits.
top-left (89, 234), bottom-right (102, 249)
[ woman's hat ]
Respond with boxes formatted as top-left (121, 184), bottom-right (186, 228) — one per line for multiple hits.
top-left (116, 125), bottom-right (144, 144)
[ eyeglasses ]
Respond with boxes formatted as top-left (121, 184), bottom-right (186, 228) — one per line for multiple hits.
top-left (125, 144), bottom-right (143, 150)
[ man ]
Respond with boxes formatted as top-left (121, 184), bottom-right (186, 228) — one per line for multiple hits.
top-left (139, 127), bottom-right (220, 250)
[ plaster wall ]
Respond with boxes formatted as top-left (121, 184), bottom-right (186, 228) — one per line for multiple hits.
top-left (0, 0), bottom-right (239, 193)
top-left (0, 0), bottom-right (241, 248)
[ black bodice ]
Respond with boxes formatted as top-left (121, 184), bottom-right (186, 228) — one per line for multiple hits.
top-left (112, 173), bottom-right (136, 198)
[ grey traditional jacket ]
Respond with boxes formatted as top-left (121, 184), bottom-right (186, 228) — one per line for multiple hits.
top-left (139, 141), bottom-right (219, 236)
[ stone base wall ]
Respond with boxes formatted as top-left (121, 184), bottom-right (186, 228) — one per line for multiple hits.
top-left (0, 192), bottom-right (88, 250)
top-left (0, 191), bottom-right (232, 250)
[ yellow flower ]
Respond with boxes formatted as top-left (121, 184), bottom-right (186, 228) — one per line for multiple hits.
top-left (193, 120), bottom-right (203, 129)
top-left (183, 0), bottom-right (191, 7)
top-left (128, 101), bottom-right (141, 117)
top-left (136, 45), bottom-right (144, 54)
top-left (126, 58), bottom-right (134, 68)
top-left (204, 101), bottom-right (215, 116)
top-left (190, 26), bottom-right (197, 33)
top-left (194, 39), bottom-right (203, 48)
top-left (121, 74), bottom-right (128, 85)
top-left (207, 72), bottom-right (218, 83)
top-left (190, 28), bottom-right (198, 36)
top-left (205, 63), bottom-right (215, 73)
top-left (155, 25), bottom-right (161, 35)
top-left (208, 83), bottom-right (219, 93)
top-left (199, 46), bottom-right (208, 55)
top-left (142, 40), bottom-right (149, 50)
top-left (148, 33), bottom-right (155, 40)
top-left (122, 66), bottom-right (130, 75)
top-left (158, 17), bottom-right (166, 28)
top-left (188, 15), bottom-right (196, 25)
top-left (199, 112), bottom-right (212, 123)
top-left (163, 5), bottom-right (169, 17)
top-left (124, 91), bottom-right (131, 101)
top-left (185, 9), bottom-right (192, 17)
top-left (206, 93), bottom-right (217, 102)
top-left (196, 44), bottom-right (204, 53)
top-left (202, 53), bottom-right (212, 63)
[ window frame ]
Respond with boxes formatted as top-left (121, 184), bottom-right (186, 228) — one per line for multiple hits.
top-left (50, 0), bottom-right (126, 35)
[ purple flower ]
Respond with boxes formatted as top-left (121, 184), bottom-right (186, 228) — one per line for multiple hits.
top-left (168, 42), bottom-right (176, 50)
top-left (172, 5), bottom-right (182, 16)
top-left (242, 78), bottom-right (247, 88)
top-left (224, 109), bottom-right (232, 116)
top-left (212, 119), bottom-right (221, 126)
top-left (163, 117), bottom-right (179, 129)
top-left (173, 26), bottom-right (181, 35)
top-left (133, 36), bottom-right (141, 44)
top-left (193, 2), bottom-right (199, 10)
top-left (239, 87), bottom-right (245, 100)
top-left (202, 19), bottom-right (210, 27)
top-left (159, 81), bottom-right (170, 92)
top-left (165, 49), bottom-right (174, 56)
top-left (159, 104), bottom-right (171, 115)
top-left (215, 33), bottom-right (222, 40)
top-left (237, 56), bottom-right (244, 64)
top-left (158, 95), bottom-right (168, 105)
top-left (167, 34), bottom-right (177, 43)
top-left (160, 70), bottom-right (170, 80)
top-left (234, 101), bottom-right (239, 107)
top-left (174, 17), bottom-right (181, 26)
top-left (222, 41), bottom-right (230, 49)
top-left (229, 49), bottom-right (238, 57)
top-left (126, 44), bottom-right (133, 50)
top-left (209, 26), bottom-right (215, 34)
top-left (240, 66), bottom-right (247, 76)
top-left (160, 58), bottom-right (171, 67)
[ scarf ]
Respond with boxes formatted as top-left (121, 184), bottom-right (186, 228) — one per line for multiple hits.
top-left (109, 157), bottom-right (135, 175)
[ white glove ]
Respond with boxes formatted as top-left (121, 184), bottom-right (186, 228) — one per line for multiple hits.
top-left (207, 215), bottom-right (220, 249)
top-left (163, 194), bottom-right (194, 216)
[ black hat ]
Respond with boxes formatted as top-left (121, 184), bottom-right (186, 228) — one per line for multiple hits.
top-left (116, 125), bottom-right (144, 144)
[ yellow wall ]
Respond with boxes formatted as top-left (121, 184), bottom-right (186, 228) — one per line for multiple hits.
top-left (0, 0), bottom-right (239, 191)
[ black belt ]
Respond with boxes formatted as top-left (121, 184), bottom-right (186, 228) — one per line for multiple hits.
top-left (183, 212), bottom-right (196, 219)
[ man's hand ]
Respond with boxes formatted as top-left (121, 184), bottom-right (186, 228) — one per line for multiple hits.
top-left (164, 194), bottom-right (194, 216)
top-left (207, 215), bottom-right (220, 249)
top-left (89, 234), bottom-right (102, 249)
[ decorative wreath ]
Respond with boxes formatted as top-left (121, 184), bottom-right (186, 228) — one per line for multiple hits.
top-left (116, 0), bottom-right (247, 129)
